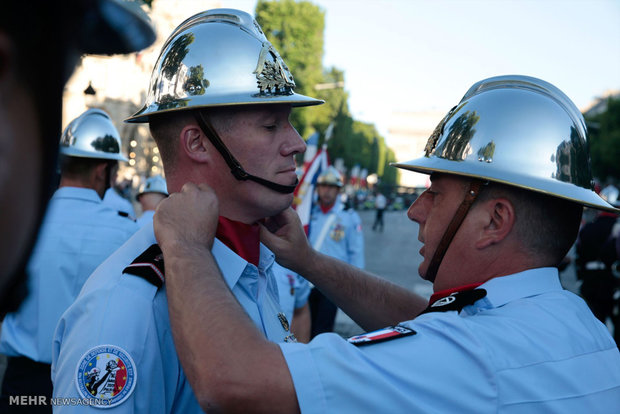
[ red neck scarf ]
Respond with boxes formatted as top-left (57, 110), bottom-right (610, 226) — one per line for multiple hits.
top-left (320, 203), bottom-right (334, 214)
top-left (429, 282), bottom-right (483, 306)
top-left (216, 217), bottom-right (260, 267)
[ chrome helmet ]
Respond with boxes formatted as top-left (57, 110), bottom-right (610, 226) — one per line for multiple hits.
top-left (317, 166), bottom-right (344, 187)
top-left (126, 8), bottom-right (323, 123)
top-left (137, 175), bottom-right (168, 200)
top-left (60, 109), bottom-right (128, 161)
top-left (393, 75), bottom-right (617, 212)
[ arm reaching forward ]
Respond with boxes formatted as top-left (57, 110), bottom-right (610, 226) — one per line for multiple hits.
top-left (260, 208), bottom-right (428, 331)
top-left (154, 183), bottom-right (299, 413)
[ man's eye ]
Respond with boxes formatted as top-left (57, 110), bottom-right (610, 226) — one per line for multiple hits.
top-left (264, 124), bottom-right (277, 131)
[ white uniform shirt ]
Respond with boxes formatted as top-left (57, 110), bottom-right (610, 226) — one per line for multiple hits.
top-left (280, 268), bottom-right (620, 413)
top-left (0, 187), bottom-right (138, 363)
top-left (51, 221), bottom-right (292, 412)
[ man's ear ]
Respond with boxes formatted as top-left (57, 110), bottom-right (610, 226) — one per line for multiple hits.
top-left (180, 124), bottom-right (211, 163)
top-left (475, 198), bottom-right (515, 249)
top-left (94, 162), bottom-right (109, 182)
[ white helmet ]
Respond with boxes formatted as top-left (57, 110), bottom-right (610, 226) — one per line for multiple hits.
top-left (317, 166), bottom-right (344, 187)
top-left (137, 175), bottom-right (168, 200)
top-left (60, 109), bottom-right (128, 161)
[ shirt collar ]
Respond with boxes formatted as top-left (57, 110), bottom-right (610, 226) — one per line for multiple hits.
top-left (53, 187), bottom-right (102, 203)
top-left (215, 217), bottom-right (261, 266)
top-left (478, 267), bottom-right (563, 308)
top-left (143, 219), bottom-right (274, 290)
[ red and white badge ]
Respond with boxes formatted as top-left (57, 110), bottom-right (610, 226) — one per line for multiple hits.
top-left (348, 325), bottom-right (416, 346)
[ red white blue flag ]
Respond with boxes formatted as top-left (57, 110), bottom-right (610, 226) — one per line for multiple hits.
top-left (293, 145), bottom-right (329, 235)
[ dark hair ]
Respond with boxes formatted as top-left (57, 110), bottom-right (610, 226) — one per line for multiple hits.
top-left (148, 108), bottom-right (236, 172)
top-left (475, 182), bottom-right (583, 265)
top-left (60, 155), bottom-right (115, 178)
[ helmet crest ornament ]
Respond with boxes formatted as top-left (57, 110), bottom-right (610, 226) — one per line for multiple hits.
top-left (254, 43), bottom-right (295, 96)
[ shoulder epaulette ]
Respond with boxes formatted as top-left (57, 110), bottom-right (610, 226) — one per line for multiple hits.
top-left (420, 289), bottom-right (487, 315)
top-left (122, 244), bottom-right (165, 288)
top-left (117, 211), bottom-right (136, 222)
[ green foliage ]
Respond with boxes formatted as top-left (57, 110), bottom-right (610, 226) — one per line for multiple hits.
top-left (256, 0), bottom-right (324, 138)
top-left (255, 0), bottom-right (399, 188)
top-left (585, 97), bottom-right (620, 181)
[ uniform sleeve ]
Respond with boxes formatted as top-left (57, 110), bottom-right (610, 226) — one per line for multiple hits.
top-left (346, 212), bottom-right (365, 269)
top-left (51, 276), bottom-right (180, 413)
top-left (279, 317), bottom-right (496, 413)
top-left (293, 275), bottom-right (311, 310)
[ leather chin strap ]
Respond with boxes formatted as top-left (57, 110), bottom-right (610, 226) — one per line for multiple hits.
top-left (194, 111), bottom-right (298, 194)
top-left (425, 179), bottom-right (486, 283)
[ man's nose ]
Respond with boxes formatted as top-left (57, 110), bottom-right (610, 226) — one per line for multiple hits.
top-left (407, 190), bottom-right (430, 223)
top-left (281, 124), bottom-right (306, 156)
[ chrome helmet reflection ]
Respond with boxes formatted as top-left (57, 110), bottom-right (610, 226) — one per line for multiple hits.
top-left (392, 75), bottom-right (616, 212)
top-left (137, 175), bottom-right (168, 200)
top-left (60, 109), bottom-right (128, 161)
top-left (126, 8), bottom-right (323, 123)
top-left (317, 166), bottom-right (344, 187)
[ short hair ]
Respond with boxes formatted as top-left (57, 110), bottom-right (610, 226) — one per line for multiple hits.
top-left (473, 181), bottom-right (583, 265)
top-left (59, 156), bottom-right (114, 179)
top-left (148, 108), bottom-right (236, 172)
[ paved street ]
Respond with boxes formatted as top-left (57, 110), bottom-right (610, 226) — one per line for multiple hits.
top-left (334, 209), bottom-right (433, 337)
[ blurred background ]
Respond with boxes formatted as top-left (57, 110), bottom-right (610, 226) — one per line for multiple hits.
top-left (63, 0), bottom-right (620, 212)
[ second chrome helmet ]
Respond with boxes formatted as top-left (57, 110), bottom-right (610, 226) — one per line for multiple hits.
top-left (393, 75), bottom-right (616, 212)
top-left (60, 109), bottom-right (128, 161)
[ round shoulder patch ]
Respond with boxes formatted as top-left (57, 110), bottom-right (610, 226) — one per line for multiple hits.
top-left (75, 344), bottom-right (137, 408)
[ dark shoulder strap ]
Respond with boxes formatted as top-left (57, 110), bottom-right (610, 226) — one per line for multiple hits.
top-left (420, 289), bottom-right (487, 315)
top-left (122, 244), bottom-right (165, 288)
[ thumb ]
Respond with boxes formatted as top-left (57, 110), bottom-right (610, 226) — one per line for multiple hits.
top-left (259, 222), bottom-right (280, 250)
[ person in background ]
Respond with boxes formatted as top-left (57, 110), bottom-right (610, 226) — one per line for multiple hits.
top-left (0, 0), bottom-right (154, 317)
top-left (51, 9), bottom-right (322, 412)
top-left (0, 109), bottom-right (139, 411)
top-left (308, 166), bottom-right (364, 337)
top-left (372, 191), bottom-right (387, 231)
top-left (136, 175), bottom-right (168, 228)
top-left (154, 75), bottom-right (620, 413)
top-left (103, 176), bottom-right (136, 219)
top-left (575, 190), bottom-right (620, 345)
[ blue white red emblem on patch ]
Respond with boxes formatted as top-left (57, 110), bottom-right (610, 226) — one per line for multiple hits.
top-left (75, 344), bottom-right (137, 408)
top-left (347, 325), bottom-right (416, 346)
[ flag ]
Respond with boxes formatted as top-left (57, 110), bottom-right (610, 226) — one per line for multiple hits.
top-left (302, 131), bottom-right (320, 167)
top-left (293, 145), bottom-right (328, 235)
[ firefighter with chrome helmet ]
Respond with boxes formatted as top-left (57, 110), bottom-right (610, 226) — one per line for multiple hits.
top-left (149, 75), bottom-right (620, 412)
top-left (136, 175), bottom-right (169, 228)
top-left (52, 9), bottom-right (322, 411)
top-left (0, 0), bottom-right (155, 320)
top-left (307, 166), bottom-right (364, 338)
top-left (0, 109), bottom-right (139, 410)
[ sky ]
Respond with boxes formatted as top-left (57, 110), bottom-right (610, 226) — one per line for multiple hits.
top-left (219, 0), bottom-right (619, 138)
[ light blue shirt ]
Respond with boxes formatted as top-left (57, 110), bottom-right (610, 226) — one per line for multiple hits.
top-left (280, 268), bottom-right (620, 413)
top-left (136, 210), bottom-right (154, 228)
top-left (0, 187), bottom-right (138, 363)
top-left (103, 188), bottom-right (136, 219)
top-left (273, 263), bottom-right (311, 323)
top-left (52, 221), bottom-right (293, 412)
top-left (309, 200), bottom-right (364, 268)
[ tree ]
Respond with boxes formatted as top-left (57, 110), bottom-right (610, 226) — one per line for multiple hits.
top-left (585, 97), bottom-right (620, 181)
top-left (256, 0), bottom-right (325, 138)
top-left (255, 0), bottom-right (399, 188)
